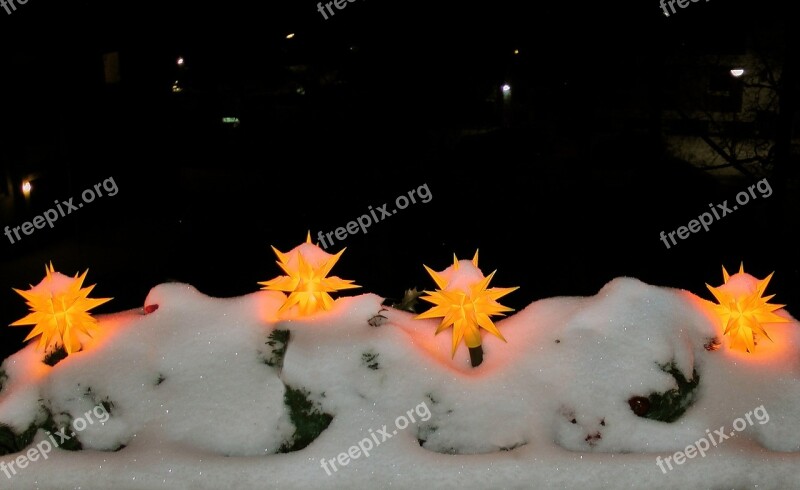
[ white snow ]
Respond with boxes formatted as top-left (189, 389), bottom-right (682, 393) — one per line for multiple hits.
top-left (1, 273), bottom-right (799, 489)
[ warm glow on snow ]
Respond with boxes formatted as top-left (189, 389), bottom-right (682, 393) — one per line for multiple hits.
top-left (10, 263), bottom-right (112, 355)
top-left (259, 232), bottom-right (360, 316)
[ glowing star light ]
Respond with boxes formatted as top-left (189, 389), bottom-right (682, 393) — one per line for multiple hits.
top-left (10, 263), bottom-right (112, 355)
top-left (706, 263), bottom-right (789, 353)
top-left (259, 233), bottom-right (359, 316)
top-left (416, 251), bottom-right (518, 366)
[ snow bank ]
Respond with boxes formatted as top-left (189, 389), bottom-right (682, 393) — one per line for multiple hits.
top-left (1, 277), bottom-right (798, 489)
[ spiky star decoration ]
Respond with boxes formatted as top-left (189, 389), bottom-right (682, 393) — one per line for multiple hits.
top-left (259, 233), bottom-right (360, 317)
top-left (10, 263), bottom-right (111, 356)
top-left (706, 263), bottom-right (789, 353)
top-left (416, 251), bottom-right (518, 367)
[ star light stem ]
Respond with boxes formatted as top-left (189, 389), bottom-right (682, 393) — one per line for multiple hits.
top-left (468, 345), bottom-right (484, 367)
top-left (416, 251), bottom-right (518, 365)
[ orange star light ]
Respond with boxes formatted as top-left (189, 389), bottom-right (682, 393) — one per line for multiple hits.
top-left (10, 263), bottom-right (112, 355)
top-left (706, 263), bottom-right (789, 353)
top-left (259, 233), bottom-right (360, 316)
top-left (416, 251), bottom-right (518, 359)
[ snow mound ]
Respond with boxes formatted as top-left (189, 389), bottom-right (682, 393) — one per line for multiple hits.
top-left (1, 277), bottom-right (798, 489)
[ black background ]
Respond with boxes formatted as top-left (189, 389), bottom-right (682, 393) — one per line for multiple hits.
top-left (0, 0), bottom-right (797, 362)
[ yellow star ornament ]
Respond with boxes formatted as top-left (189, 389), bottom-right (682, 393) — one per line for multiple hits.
top-left (11, 263), bottom-right (112, 355)
top-left (706, 263), bottom-right (789, 353)
top-left (416, 251), bottom-right (518, 363)
top-left (259, 232), bottom-right (360, 316)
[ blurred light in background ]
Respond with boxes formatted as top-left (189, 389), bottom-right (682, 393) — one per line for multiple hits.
top-left (222, 117), bottom-right (241, 128)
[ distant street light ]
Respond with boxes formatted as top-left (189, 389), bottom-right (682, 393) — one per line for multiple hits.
top-left (730, 68), bottom-right (745, 78)
top-left (177, 57), bottom-right (185, 67)
top-left (286, 33), bottom-right (296, 40)
top-left (22, 181), bottom-right (31, 197)
top-left (501, 83), bottom-right (512, 127)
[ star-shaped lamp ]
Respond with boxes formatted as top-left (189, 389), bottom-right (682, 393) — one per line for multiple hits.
top-left (416, 251), bottom-right (518, 367)
top-left (259, 233), bottom-right (359, 317)
top-left (10, 263), bottom-right (111, 356)
top-left (706, 263), bottom-right (789, 353)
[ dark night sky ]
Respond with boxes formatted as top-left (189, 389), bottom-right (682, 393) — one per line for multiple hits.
top-left (0, 0), bottom-right (797, 362)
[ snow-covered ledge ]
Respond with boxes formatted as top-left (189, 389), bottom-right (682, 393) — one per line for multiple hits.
top-left (1, 278), bottom-right (799, 489)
